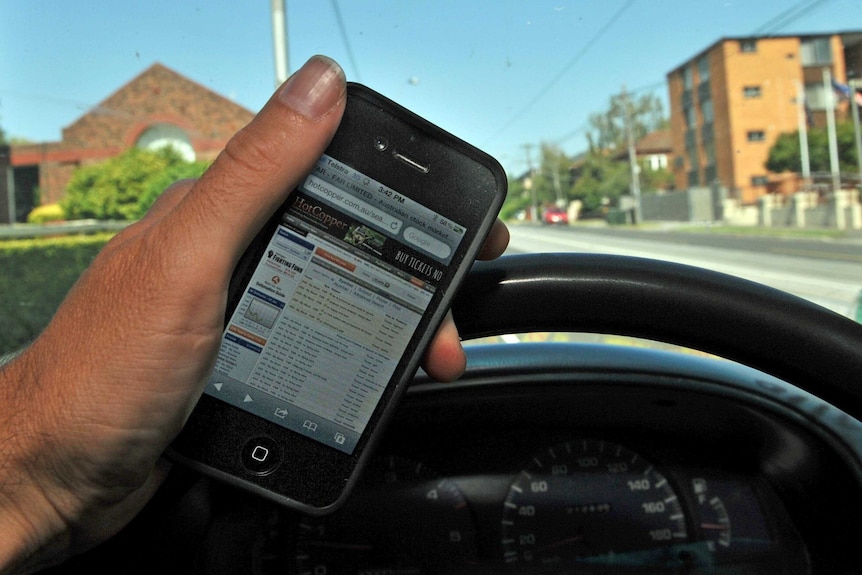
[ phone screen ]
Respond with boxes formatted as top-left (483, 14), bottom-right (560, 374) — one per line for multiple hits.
top-left (205, 152), bottom-right (466, 454)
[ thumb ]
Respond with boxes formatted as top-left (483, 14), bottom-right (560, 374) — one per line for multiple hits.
top-left (163, 55), bottom-right (347, 263)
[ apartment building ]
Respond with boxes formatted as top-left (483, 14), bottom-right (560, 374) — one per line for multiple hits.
top-left (667, 32), bottom-right (862, 205)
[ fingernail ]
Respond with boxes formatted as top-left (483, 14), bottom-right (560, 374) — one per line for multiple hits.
top-left (279, 55), bottom-right (346, 120)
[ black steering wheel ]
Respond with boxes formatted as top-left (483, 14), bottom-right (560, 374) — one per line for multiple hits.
top-left (452, 253), bottom-right (862, 421)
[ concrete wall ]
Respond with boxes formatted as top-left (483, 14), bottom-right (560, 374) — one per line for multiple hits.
top-left (638, 186), bottom-right (722, 222)
top-left (757, 190), bottom-right (862, 230)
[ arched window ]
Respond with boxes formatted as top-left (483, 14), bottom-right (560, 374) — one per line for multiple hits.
top-left (136, 123), bottom-right (195, 161)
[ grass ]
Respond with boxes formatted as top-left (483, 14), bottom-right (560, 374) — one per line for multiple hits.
top-left (0, 233), bottom-right (115, 356)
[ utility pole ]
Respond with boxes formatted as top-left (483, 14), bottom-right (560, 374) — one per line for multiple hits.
top-left (271, 0), bottom-right (289, 87)
top-left (522, 144), bottom-right (537, 223)
top-left (622, 85), bottom-right (642, 224)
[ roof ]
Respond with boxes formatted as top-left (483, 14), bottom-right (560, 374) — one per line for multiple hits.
top-left (635, 129), bottom-right (672, 154)
top-left (666, 29), bottom-right (862, 75)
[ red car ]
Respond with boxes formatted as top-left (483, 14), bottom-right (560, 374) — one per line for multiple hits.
top-left (541, 206), bottom-right (569, 225)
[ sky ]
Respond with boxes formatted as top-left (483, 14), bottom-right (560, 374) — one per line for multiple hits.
top-left (2, 0), bottom-right (861, 174)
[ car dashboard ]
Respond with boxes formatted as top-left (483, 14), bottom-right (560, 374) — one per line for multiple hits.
top-left (59, 341), bottom-right (862, 575)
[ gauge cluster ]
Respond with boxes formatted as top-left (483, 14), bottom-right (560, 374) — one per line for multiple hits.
top-left (121, 346), bottom-right (862, 575)
top-left (252, 437), bottom-right (804, 575)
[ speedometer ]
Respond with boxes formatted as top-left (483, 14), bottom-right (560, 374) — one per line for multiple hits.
top-left (501, 439), bottom-right (690, 570)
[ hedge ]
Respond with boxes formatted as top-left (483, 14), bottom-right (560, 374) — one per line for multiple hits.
top-left (0, 233), bottom-right (114, 355)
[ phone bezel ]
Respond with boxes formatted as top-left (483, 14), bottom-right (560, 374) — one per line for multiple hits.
top-left (169, 83), bottom-right (507, 513)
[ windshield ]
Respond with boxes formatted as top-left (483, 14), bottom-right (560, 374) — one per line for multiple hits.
top-left (2, 1), bottom-right (861, 356)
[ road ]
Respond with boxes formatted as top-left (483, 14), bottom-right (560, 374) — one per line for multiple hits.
top-left (506, 225), bottom-right (862, 319)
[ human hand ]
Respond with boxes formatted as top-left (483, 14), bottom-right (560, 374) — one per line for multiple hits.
top-left (0, 55), bottom-right (508, 573)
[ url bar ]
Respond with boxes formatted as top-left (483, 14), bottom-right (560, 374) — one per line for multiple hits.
top-left (302, 174), bottom-right (404, 234)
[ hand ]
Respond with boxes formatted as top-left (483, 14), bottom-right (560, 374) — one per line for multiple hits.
top-left (0, 55), bottom-right (508, 573)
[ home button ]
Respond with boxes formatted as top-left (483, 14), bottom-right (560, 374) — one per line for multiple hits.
top-left (241, 436), bottom-right (282, 475)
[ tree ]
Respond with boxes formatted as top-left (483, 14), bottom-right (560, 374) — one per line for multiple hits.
top-left (571, 151), bottom-right (629, 213)
top-left (587, 91), bottom-right (667, 152)
top-left (766, 122), bottom-right (860, 174)
top-left (530, 144), bottom-right (574, 206)
top-left (62, 147), bottom-right (209, 220)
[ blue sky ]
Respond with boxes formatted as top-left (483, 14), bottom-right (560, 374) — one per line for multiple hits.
top-left (2, 1), bottom-right (861, 173)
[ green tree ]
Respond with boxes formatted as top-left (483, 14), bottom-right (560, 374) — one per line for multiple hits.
top-left (587, 92), bottom-right (667, 152)
top-left (529, 144), bottom-right (574, 206)
top-left (62, 147), bottom-right (209, 220)
top-left (766, 122), bottom-right (860, 174)
top-left (641, 165), bottom-right (675, 192)
top-left (571, 151), bottom-right (630, 213)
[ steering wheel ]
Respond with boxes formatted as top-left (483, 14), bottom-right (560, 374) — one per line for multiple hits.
top-left (451, 253), bottom-right (862, 421)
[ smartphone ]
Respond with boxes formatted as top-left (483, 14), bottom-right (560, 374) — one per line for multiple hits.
top-left (168, 83), bottom-right (506, 514)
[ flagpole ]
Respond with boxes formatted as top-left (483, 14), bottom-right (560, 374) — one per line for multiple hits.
top-left (823, 68), bottom-right (841, 193)
top-left (796, 81), bottom-right (811, 188)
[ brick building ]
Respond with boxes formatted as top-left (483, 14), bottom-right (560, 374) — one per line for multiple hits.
top-left (667, 31), bottom-right (862, 205)
top-left (4, 63), bottom-right (254, 222)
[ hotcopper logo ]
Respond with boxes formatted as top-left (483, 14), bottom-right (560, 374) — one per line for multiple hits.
top-left (292, 196), bottom-right (350, 230)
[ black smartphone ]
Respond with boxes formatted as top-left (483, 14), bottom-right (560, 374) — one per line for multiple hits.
top-left (169, 83), bottom-right (506, 513)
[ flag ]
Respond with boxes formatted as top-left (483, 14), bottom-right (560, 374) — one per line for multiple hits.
top-left (832, 78), bottom-right (862, 106)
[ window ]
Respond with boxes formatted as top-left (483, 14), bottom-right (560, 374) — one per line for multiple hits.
top-left (800, 37), bottom-right (832, 66)
top-left (682, 66), bottom-right (693, 90)
top-left (687, 146), bottom-right (699, 170)
top-left (701, 99), bottom-right (714, 124)
top-left (646, 154), bottom-right (668, 171)
top-left (739, 39), bottom-right (757, 53)
top-left (685, 105), bottom-right (696, 128)
top-left (747, 130), bottom-right (766, 142)
top-left (743, 86), bottom-right (762, 98)
top-left (136, 123), bottom-right (196, 162)
top-left (704, 142), bottom-right (716, 166)
top-left (697, 56), bottom-right (710, 83)
top-left (751, 175), bottom-right (769, 186)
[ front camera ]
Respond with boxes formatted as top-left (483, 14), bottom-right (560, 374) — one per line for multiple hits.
top-left (374, 136), bottom-right (389, 152)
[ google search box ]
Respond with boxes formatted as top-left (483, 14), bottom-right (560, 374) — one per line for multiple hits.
top-left (303, 174), bottom-right (403, 234)
top-left (403, 226), bottom-right (452, 259)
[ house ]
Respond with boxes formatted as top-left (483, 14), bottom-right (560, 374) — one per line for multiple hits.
top-left (2, 63), bottom-right (254, 223)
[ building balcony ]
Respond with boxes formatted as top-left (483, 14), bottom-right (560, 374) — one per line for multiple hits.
top-left (698, 81), bottom-right (711, 102)
top-left (685, 129), bottom-right (697, 149)
top-left (704, 165), bottom-right (717, 183)
top-left (682, 89), bottom-right (693, 109)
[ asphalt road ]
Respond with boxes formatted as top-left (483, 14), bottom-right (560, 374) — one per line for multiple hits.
top-left (506, 224), bottom-right (862, 319)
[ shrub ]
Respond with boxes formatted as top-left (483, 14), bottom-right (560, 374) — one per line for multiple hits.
top-left (26, 203), bottom-right (66, 224)
top-left (0, 233), bottom-right (114, 355)
top-left (61, 147), bottom-right (206, 221)
top-left (133, 160), bottom-right (210, 219)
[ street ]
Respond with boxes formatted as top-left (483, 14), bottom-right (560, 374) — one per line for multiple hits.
top-left (506, 224), bottom-right (862, 319)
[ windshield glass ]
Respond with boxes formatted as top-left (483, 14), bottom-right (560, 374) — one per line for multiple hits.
top-left (2, 1), bottom-right (861, 356)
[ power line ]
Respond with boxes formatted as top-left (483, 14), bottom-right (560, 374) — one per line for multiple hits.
top-left (752, 0), bottom-right (832, 36)
top-left (550, 0), bottom-right (832, 154)
top-left (330, 0), bottom-right (361, 82)
top-left (483, 0), bottom-right (637, 147)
